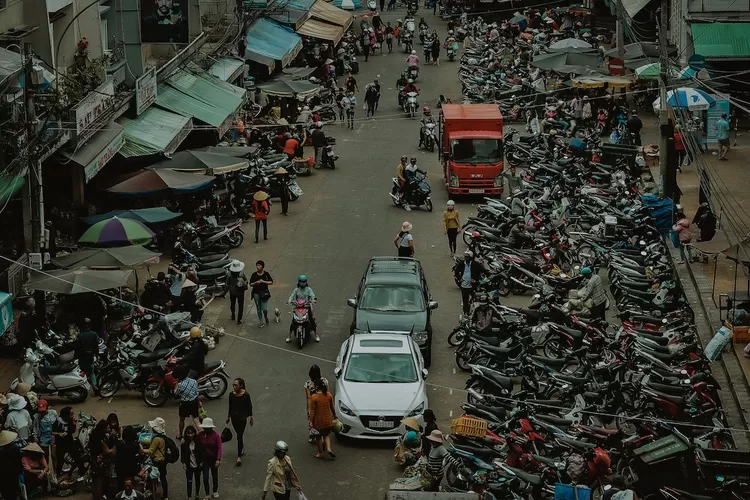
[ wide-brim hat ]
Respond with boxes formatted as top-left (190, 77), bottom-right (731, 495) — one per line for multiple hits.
top-left (229, 260), bottom-right (245, 273)
top-left (274, 167), bottom-right (288, 175)
top-left (401, 221), bottom-right (413, 232)
top-left (253, 191), bottom-right (269, 201)
top-left (181, 279), bottom-right (197, 289)
top-left (7, 393), bottom-right (27, 410)
top-left (149, 417), bottom-right (166, 434)
top-left (15, 382), bottom-right (32, 396)
top-left (201, 417), bottom-right (216, 428)
top-left (401, 417), bottom-right (420, 430)
top-left (426, 429), bottom-right (445, 443)
top-left (0, 430), bottom-right (17, 447)
top-left (22, 442), bottom-right (44, 454)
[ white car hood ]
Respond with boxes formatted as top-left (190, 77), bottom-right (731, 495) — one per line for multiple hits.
top-left (337, 380), bottom-right (426, 413)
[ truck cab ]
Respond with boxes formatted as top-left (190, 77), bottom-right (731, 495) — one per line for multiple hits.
top-left (438, 104), bottom-right (504, 196)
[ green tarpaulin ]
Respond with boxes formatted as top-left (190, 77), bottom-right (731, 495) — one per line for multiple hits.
top-left (0, 175), bottom-right (25, 207)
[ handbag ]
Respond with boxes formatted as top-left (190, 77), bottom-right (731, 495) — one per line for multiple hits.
top-left (260, 288), bottom-right (271, 300)
top-left (221, 427), bottom-right (233, 443)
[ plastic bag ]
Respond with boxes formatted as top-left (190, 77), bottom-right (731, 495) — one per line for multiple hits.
top-left (566, 454), bottom-right (587, 482)
top-left (705, 325), bottom-right (733, 361)
top-left (198, 404), bottom-right (209, 422)
top-left (221, 427), bottom-right (233, 443)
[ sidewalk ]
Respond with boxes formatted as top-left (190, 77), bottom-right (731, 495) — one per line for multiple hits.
top-left (640, 117), bottom-right (750, 449)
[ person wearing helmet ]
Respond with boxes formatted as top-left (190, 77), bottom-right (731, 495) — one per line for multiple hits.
top-left (287, 275), bottom-right (318, 342)
top-left (419, 106), bottom-right (435, 148)
top-left (399, 78), bottom-right (418, 109)
top-left (311, 121), bottom-right (327, 168)
top-left (456, 250), bottom-right (482, 316)
top-left (406, 50), bottom-right (420, 68)
top-left (576, 267), bottom-right (607, 321)
top-left (262, 441), bottom-right (301, 499)
top-left (403, 157), bottom-right (426, 209)
top-left (443, 200), bottom-right (461, 257)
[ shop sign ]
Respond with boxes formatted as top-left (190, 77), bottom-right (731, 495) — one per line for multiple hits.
top-left (72, 79), bottom-right (115, 145)
top-left (135, 68), bottom-right (158, 116)
top-left (165, 118), bottom-right (193, 154)
top-left (84, 130), bottom-right (124, 182)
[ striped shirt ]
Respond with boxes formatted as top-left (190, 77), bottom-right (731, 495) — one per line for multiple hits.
top-left (175, 378), bottom-right (199, 402)
top-left (579, 274), bottom-right (607, 306)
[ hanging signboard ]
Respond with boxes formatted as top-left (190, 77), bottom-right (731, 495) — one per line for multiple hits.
top-left (706, 98), bottom-right (731, 144)
top-left (135, 68), bottom-right (157, 115)
top-left (140, 0), bottom-right (189, 43)
top-left (84, 129), bottom-right (125, 182)
top-left (72, 78), bottom-right (115, 145)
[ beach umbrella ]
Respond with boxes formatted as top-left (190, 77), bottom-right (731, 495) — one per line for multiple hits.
top-left (81, 207), bottom-right (182, 226)
top-left (107, 169), bottom-right (214, 196)
top-left (78, 217), bottom-right (155, 246)
top-left (549, 38), bottom-right (592, 50)
top-left (52, 245), bottom-right (161, 269)
top-left (653, 88), bottom-right (716, 112)
top-left (634, 62), bottom-right (685, 80)
top-left (25, 269), bottom-right (133, 294)
top-left (148, 151), bottom-right (249, 175)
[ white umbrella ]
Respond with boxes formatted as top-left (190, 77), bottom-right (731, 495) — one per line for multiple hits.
top-left (549, 38), bottom-right (593, 50)
top-left (653, 87), bottom-right (716, 112)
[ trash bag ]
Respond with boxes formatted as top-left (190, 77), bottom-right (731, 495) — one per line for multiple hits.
top-left (705, 325), bottom-right (733, 361)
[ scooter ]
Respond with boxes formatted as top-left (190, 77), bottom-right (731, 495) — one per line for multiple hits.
top-left (320, 144), bottom-right (339, 169)
top-left (290, 298), bottom-right (314, 349)
top-left (389, 171), bottom-right (433, 212)
top-left (179, 220), bottom-right (244, 251)
top-left (422, 122), bottom-right (437, 151)
top-left (142, 351), bottom-right (230, 407)
top-left (403, 91), bottom-right (419, 117)
top-left (11, 349), bottom-right (90, 402)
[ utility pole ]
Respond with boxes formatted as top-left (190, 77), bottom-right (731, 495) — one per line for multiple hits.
top-left (616, 0), bottom-right (625, 62)
top-left (22, 43), bottom-right (46, 319)
top-left (658, 0), bottom-right (669, 195)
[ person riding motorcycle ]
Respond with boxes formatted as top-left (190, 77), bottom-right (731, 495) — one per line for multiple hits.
top-left (286, 275), bottom-right (319, 343)
top-left (400, 79), bottom-right (419, 108)
top-left (406, 50), bottom-right (420, 68)
top-left (182, 327), bottom-right (208, 377)
top-left (403, 157), bottom-right (425, 209)
top-left (419, 106), bottom-right (436, 148)
top-left (396, 72), bottom-right (409, 106)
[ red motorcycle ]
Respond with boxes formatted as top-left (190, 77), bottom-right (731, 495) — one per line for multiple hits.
top-left (142, 350), bottom-right (229, 407)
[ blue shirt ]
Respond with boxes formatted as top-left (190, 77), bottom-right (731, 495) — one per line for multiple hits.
top-left (175, 378), bottom-right (199, 402)
top-left (288, 286), bottom-right (316, 304)
top-left (716, 119), bottom-right (730, 140)
top-left (461, 263), bottom-right (473, 289)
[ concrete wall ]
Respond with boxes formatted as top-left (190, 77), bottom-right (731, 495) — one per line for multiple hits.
top-left (51, 0), bottom-right (105, 72)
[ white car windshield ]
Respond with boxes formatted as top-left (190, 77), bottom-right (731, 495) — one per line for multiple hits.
top-left (359, 285), bottom-right (424, 312)
top-left (345, 353), bottom-right (418, 383)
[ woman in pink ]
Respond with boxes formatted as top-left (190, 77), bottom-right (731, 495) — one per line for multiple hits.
top-left (198, 418), bottom-right (223, 499)
top-left (673, 210), bottom-right (693, 264)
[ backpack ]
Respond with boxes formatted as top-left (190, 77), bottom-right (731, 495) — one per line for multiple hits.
top-left (158, 434), bottom-right (180, 464)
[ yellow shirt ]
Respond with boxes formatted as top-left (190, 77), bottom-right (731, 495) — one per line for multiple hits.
top-left (443, 209), bottom-right (460, 229)
top-left (146, 435), bottom-right (166, 463)
top-left (396, 163), bottom-right (405, 181)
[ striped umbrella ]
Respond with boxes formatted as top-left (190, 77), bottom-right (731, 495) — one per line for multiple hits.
top-left (78, 216), bottom-right (155, 247)
top-left (653, 87), bottom-right (716, 112)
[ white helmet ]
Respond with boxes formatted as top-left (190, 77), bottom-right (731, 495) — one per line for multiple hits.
top-left (412, 50), bottom-right (416, 55)
top-left (447, 200), bottom-right (455, 207)
top-left (448, 30), bottom-right (454, 35)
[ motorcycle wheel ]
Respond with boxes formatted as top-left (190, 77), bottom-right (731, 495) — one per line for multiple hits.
top-left (577, 243), bottom-right (595, 266)
top-left (447, 328), bottom-right (465, 347)
top-left (142, 382), bottom-right (169, 407)
top-left (543, 338), bottom-right (570, 359)
top-left (427, 139), bottom-right (434, 152)
top-left (203, 374), bottom-right (228, 400)
top-left (455, 346), bottom-right (471, 371)
top-left (497, 279), bottom-right (511, 297)
top-left (229, 231), bottom-right (244, 248)
top-left (510, 282), bottom-right (527, 295)
top-left (63, 387), bottom-right (89, 403)
top-left (467, 381), bottom-right (486, 405)
top-left (298, 327), bottom-right (305, 349)
top-left (425, 198), bottom-right (433, 212)
top-left (97, 376), bottom-right (121, 399)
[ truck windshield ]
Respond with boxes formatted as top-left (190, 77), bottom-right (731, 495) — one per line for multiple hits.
top-left (451, 139), bottom-right (503, 164)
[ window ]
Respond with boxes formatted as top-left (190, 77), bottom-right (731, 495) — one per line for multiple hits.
top-left (359, 285), bottom-right (424, 312)
top-left (99, 5), bottom-right (110, 51)
top-left (345, 353), bottom-right (417, 383)
top-left (451, 139), bottom-right (503, 164)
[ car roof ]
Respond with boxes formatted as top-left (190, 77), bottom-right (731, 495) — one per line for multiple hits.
top-left (350, 334), bottom-right (412, 354)
top-left (364, 257), bottom-right (422, 286)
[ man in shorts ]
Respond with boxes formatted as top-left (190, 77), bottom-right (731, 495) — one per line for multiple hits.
top-left (174, 365), bottom-right (201, 439)
top-left (716, 112), bottom-right (731, 160)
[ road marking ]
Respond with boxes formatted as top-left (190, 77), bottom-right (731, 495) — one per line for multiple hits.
top-left (449, 389), bottom-right (453, 395)
top-left (449, 410), bottom-right (453, 417)
top-left (452, 367), bottom-right (456, 374)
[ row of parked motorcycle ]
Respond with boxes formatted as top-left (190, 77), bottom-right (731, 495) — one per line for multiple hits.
top-left (420, 124), bottom-right (746, 497)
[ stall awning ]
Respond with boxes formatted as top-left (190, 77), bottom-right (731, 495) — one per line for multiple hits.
top-left (246, 52), bottom-right (275, 75)
top-left (296, 18), bottom-right (345, 45)
top-left (692, 23), bottom-right (750, 59)
top-left (62, 122), bottom-right (125, 182)
top-left (246, 18), bottom-right (303, 68)
top-left (310, 0), bottom-right (353, 30)
top-left (209, 57), bottom-right (245, 83)
top-left (118, 108), bottom-right (193, 158)
top-left (156, 67), bottom-right (245, 136)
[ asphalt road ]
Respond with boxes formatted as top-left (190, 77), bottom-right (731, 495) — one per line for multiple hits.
top-left (64, 8), bottom-right (533, 500)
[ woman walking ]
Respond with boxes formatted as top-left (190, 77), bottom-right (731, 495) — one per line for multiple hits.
top-left (394, 221), bottom-right (415, 257)
top-left (180, 425), bottom-right (203, 500)
top-left (261, 441), bottom-right (301, 500)
top-left (304, 365), bottom-right (328, 443)
top-left (249, 260), bottom-right (274, 327)
top-left (252, 192), bottom-right (270, 243)
top-left (198, 418), bottom-right (222, 499)
top-left (308, 378), bottom-right (337, 459)
top-left (673, 210), bottom-right (693, 264)
top-left (144, 417), bottom-right (170, 500)
top-left (89, 420), bottom-right (115, 500)
top-left (442, 201), bottom-right (460, 257)
top-left (226, 378), bottom-right (253, 466)
top-left (226, 260), bottom-right (248, 325)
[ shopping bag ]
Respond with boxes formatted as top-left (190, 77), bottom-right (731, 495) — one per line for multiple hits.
top-left (221, 426), bottom-right (233, 443)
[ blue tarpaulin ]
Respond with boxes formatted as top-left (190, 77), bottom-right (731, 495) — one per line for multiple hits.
top-left (641, 194), bottom-right (674, 235)
top-left (246, 19), bottom-right (303, 67)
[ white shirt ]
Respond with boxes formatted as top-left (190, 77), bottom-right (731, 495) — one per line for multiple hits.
top-left (398, 232), bottom-right (413, 247)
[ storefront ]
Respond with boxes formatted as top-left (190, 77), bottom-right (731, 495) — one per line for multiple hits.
top-left (117, 107), bottom-right (193, 158)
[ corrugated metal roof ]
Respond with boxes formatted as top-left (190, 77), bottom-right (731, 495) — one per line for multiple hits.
top-left (246, 19), bottom-right (303, 67)
top-left (310, 1), bottom-right (353, 29)
top-left (118, 108), bottom-right (192, 158)
top-left (208, 57), bottom-right (244, 82)
top-left (692, 23), bottom-right (750, 59)
top-left (156, 85), bottom-right (229, 128)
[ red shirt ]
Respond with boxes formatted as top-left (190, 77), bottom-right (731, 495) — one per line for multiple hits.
top-left (253, 199), bottom-right (269, 220)
top-left (283, 138), bottom-right (299, 156)
top-left (673, 131), bottom-right (686, 151)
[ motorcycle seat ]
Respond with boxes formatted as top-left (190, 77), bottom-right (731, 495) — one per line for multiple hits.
top-left (195, 253), bottom-right (227, 263)
top-left (553, 372), bottom-right (589, 385)
top-left (526, 398), bottom-right (565, 407)
top-left (204, 360), bottom-right (222, 372)
top-left (633, 332), bottom-right (670, 346)
top-left (623, 288), bottom-right (657, 299)
top-left (616, 279), bottom-right (655, 290)
top-left (578, 424), bottom-right (619, 436)
top-left (531, 454), bottom-right (560, 468)
top-left (557, 436), bottom-right (596, 451)
top-left (196, 268), bottom-right (226, 280)
top-left (473, 403), bottom-right (507, 419)
top-left (530, 355), bottom-right (571, 368)
top-left (198, 228), bottom-right (224, 238)
top-left (518, 135), bottom-right (536, 144)
top-left (504, 466), bottom-right (542, 487)
top-left (643, 348), bottom-right (683, 362)
top-left (138, 349), bottom-right (172, 363)
top-left (552, 324), bottom-right (584, 339)
top-left (648, 389), bottom-right (685, 406)
top-left (535, 414), bottom-right (573, 428)
top-left (39, 363), bottom-right (77, 375)
top-left (452, 443), bottom-right (496, 458)
top-left (484, 371), bottom-right (514, 391)
top-left (646, 381), bottom-right (685, 396)
top-left (470, 334), bottom-right (504, 347)
top-left (198, 259), bottom-right (231, 270)
top-left (479, 343), bottom-right (523, 357)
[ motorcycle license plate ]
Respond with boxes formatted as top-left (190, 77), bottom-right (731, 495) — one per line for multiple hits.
top-left (289, 183), bottom-right (303, 196)
top-left (469, 189), bottom-right (485, 194)
top-left (369, 420), bottom-right (395, 428)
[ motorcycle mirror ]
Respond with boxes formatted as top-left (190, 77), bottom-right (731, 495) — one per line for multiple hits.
top-left (682, 378), bottom-right (692, 386)
top-left (347, 298), bottom-right (357, 308)
top-left (639, 240), bottom-right (646, 246)
top-left (662, 318), bottom-right (668, 324)
top-left (428, 300), bottom-right (439, 310)
top-left (559, 273), bottom-right (567, 278)
top-left (681, 369), bottom-right (688, 375)
top-left (640, 251), bottom-right (647, 257)
top-left (334, 367), bottom-right (342, 379)
top-left (422, 368), bottom-right (429, 379)
top-left (533, 294), bottom-right (541, 299)
top-left (574, 265), bottom-right (580, 271)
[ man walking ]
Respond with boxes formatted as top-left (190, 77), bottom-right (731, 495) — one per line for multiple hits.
top-left (627, 110), bottom-right (643, 146)
top-left (75, 318), bottom-right (99, 387)
top-left (456, 250), bottom-right (481, 316)
top-left (311, 122), bottom-right (326, 168)
top-left (717, 112), bottom-right (730, 160)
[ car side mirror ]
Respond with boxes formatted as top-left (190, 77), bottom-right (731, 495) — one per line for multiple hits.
top-left (347, 298), bottom-right (357, 308)
top-left (334, 367), bottom-right (342, 379)
top-left (422, 368), bottom-right (429, 379)
top-left (428, 300), bottom-right (439, 310)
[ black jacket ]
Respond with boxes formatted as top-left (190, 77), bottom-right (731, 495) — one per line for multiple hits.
top-left (627, 116), bottom-right (643, 133)
top-left (180, 438), bottom-right (205, 467)
top-left (311, 129), bottom-right (326, 147)
top-left (455, 260), bottom-right (482, 286)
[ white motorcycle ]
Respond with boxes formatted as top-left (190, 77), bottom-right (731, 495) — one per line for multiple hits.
top-left (12, 348), bottom-right (90, 402)
top-left (404, 92), bottom-right (419, 118)
top-left (421, 122), bottom-right (437, 151)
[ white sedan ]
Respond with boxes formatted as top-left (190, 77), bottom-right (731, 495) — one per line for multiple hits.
top-left (334, 334), bottom-right (429, 440)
